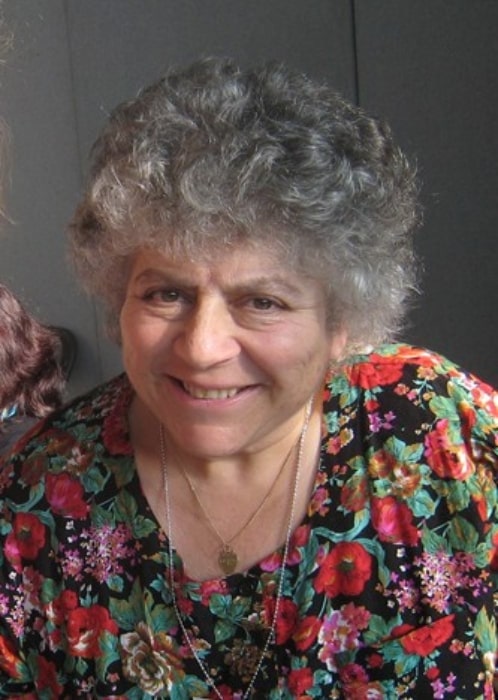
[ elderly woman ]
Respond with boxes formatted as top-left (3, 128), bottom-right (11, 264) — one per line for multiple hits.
top-left (0, 58), bottom-right (497, 699)
top-left (0, 283), bottom-right (66, 455)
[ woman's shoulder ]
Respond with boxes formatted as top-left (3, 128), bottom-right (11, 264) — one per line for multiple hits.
top-left (0, 416), bottom-right (38, 457)
top-left (59, 372), bottom-right (133, 425)
top-left (333, 342), bottom-right (496, 398)
top-left (0, 373), bottom-right (134, 480)
top-left (324, 343), bottom-right (497, 451)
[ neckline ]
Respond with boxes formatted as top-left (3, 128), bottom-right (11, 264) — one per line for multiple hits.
top-left (115, 374), bottom-right (332, 585)
top-left (127, 426), bottom-right (328, 587)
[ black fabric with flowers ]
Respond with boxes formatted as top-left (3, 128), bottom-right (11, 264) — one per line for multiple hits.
top-left (0, 344), bottom-right (497, 699)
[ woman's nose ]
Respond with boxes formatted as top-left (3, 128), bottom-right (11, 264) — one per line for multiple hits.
top-left (174, 299), bottom-right (240, 368)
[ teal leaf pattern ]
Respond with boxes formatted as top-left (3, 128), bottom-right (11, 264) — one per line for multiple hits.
top-left (0, 344), bottom-right (496, 698)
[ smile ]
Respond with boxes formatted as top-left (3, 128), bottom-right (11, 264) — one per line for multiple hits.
top-left (182, 382), bottom-right (241, 400)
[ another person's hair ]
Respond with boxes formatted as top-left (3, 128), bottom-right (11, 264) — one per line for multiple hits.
top-left (70, 57), bottom-right (420, 348)
top-left (0, 284), bottom-right (65, 418)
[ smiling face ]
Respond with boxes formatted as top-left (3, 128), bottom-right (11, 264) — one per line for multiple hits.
top-left (120, 243), bottom-right (346, 462)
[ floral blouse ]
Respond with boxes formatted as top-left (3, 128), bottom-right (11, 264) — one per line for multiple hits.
top-left (0, 344), bottom-right (497, 699)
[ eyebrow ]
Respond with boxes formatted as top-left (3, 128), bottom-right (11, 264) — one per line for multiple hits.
top-left (132, 267), bottom-right (305, 296)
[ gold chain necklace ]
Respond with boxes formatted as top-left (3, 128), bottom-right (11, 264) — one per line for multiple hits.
top-left (160, 402), bottom-right (312, 699)
top-left (178, 439), bottom-right (297, 575)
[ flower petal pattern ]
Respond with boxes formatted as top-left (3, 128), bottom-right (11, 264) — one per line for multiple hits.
top-left (0, 343), bottom-right (496, 698)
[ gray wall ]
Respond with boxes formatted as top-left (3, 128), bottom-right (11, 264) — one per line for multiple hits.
top-left (0, 0), bottom-right (496, 397)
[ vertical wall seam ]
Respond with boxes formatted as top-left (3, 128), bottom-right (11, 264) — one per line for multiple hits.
top-left (62, 0), bottom-right (106, 384)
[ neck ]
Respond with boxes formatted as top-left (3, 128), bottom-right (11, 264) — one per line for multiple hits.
top-left (128, 392), bottom-right (321, 483)
top-left (162, 397), bottom-right (317, 579)
top-left (131, 394), bottom-right (323, 580)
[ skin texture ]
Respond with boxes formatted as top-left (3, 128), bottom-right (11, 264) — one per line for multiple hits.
top-left (120, 243), bottom-right (347, 477)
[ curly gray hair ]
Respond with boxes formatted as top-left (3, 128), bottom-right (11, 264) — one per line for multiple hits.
top-left (69, 57), bottom-right (420, 348)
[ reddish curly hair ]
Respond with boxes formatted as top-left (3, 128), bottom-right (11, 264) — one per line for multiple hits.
top-left (0, 284), bottom-right (65, 418)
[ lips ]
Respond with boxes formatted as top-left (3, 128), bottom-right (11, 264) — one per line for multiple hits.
top-left (181, 381), bottom-right (241, 400)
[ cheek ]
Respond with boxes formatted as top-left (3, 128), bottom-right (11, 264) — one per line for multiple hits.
top-left (119, 304), bottom-right (133, 344)
top-left (124, 334), bottom-right (163, 373)
top-left (259, 330), bottom-right (329, 377)
top-left (296, 349), bottom-right (330, 379)
top-left (284, 323), bottom-right (331, 361)
top-left (121, 304), bottom-right (157, 345)
top-left (120, 313), bottom-right (161, 366)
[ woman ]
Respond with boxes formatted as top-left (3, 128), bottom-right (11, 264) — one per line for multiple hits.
top-left (0, 58), bottom-right (496, 699)
top-left (0, 283), bottom-right (66, 455)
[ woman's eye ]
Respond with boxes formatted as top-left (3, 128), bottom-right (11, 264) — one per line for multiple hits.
top-left (250, 297), bottom-right (280, 311)
top-left (144, 289), bottom-right (181, 303)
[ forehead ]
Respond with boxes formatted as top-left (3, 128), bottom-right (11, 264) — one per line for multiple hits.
top-left (128, 243), bottom-right (324, 295)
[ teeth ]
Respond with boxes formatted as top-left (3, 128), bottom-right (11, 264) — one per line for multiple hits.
top-left (183, 383), bottom-right (239, 399)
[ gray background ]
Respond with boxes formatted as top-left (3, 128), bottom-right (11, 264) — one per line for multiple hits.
top-left (0, 0), bottom-right (496, 398)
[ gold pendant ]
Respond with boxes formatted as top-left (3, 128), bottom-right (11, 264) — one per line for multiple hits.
top-left (218, 544), bottom-right (238, 575)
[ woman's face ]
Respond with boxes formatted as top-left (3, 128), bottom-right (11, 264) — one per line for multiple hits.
top-left (120, 244), bottom-right (346, 460)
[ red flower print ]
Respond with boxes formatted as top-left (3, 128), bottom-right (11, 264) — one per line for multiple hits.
top-left (391, 623), bottom-right (413, 639)
top-left (339, 663), bottom-right (369, 685)
top-left (293, 615), bottom-right (322, 651)
top-left (310, 486), bottom-right (329, 516)
top-left (346, 356), bottom-right (404, 390)
top-left (365, 398), bottom-right (380, 412)
top-left (44, 430), bottom-right (79, 456)
top-left (265, 597), bottom-right (298, 644)
top-left (470, 383), bottom-right (497, 416)
top-left (426, 666), bottom-right (440, 680)
top-left (399, 615), bottom-right (455, 656)
top-left (5, 512), bottom-right (46, 569)
top-left (20, 455), bottom-right (46, 486)
top-left (291, 524), bottom-right (311, 548)
top-left (395, 346), bottom-right (440, 367)
top-left (366, 652), bottom-right (383, 669)
top-left (49, 589), bottom-right (79, 625)
top-left (339, 663), bottom-right (383, 700)
top-left (102, 398), bottom-right (133, 455)
top-left (46, 472), bottom-right (89, 518)
top-left (315, 542), bottom-right (372, 597)
top-left (458, 399), bottom-right (477, 437)
top-left (424, 419), bottom-right (475, 481)
top-left (371, 496), bottom-right (419, 546)
top-left (371, 449), bottom-right (422, 498)
top-left (37, 656), bottom-right (63, 695)
top-left (0, 634), bottom-right (20, 676)
top-left (473, 494), bottom-right (488, 522)
top-left (340, 474), bottom-right (369, 512)
top-left (67, 605), bottom-right (118, 658)
top-left (288, 666), bottom-right (314, 695)
top-left (199, 579), bottom-right (228, 605)
top-left (326, 428), bottom-right (354, 455)
top-left (490, 531), bottom-right (498, 571)
top-left (176, 592), bottom-right (194, 616)
top-left (211, 687), bottom-right (234, 699)
top-left (368, 449), bottom-right (397, 479)
top-left (61, 589), bottom-right (79, 609)
top-left (284, 524), bottom-right (311, 566)
top-left (260, 550), bottom-right (283, 572)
